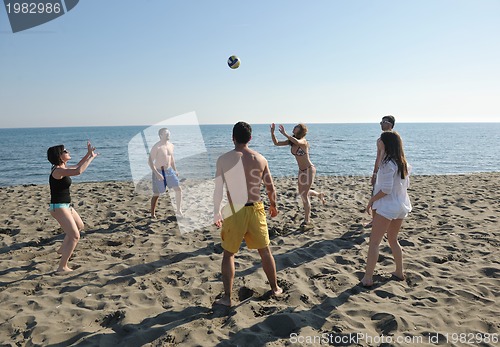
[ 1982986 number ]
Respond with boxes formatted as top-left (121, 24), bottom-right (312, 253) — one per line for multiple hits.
top-left (6, 2), bottom-right (61, 14)
top-left (446, 333), bottom-right (498, 344)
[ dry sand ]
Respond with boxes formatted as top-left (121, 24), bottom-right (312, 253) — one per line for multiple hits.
top-left (0, 173), bottom-right (499, 346)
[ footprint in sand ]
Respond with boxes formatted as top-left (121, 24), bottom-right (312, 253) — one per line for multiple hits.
top-left (481, 267), bottom-right (499, 278)
top-left (252, 305), bottom-right (278, 317)
top-left (374, 290), bottom-right (396, 299)
top-left (238, 286), bottom-right (255, 301)
top-left (371, 312), bottom-right (398, 335)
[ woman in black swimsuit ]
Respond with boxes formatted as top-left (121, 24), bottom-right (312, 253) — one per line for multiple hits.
top-left (271, 123), bottom-right (325, 226)
top-left (47, 141), bottom-right (97, 273)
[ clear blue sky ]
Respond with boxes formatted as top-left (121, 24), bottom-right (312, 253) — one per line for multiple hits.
top-left (1, 0), bottom-right (499, 127)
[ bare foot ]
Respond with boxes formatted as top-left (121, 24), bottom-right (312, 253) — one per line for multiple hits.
top-left (360, 277), bottom-right (373, 287)
top-left (55, 267), bottom-right (73, 275)
top-left (272, 287), bottom-right (283, 297)
top-left (176, 210), bottom-right (184, 218)
top-left (151, 214), bottom-right (157, 219)
top-left (213, 295), bottom-right (231, 307)
top-left (300, 221), bottom-right (314, 230)
top-left (390, 272), bottom-right (406, 281)
top-left (319, 192), bottom-right (326, 205)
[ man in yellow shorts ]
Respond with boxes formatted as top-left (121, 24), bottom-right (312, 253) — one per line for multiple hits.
top-left (213, 121), bottom-right (283, 307)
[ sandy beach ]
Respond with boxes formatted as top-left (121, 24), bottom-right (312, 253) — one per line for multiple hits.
top-left (0, 173), bottom-right (499, 346)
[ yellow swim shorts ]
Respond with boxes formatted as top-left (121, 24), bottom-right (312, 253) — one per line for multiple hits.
top-left (220, 201), bottom-right (269, 254)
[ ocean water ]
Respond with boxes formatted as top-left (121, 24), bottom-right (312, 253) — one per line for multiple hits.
top-left (0, 123), bottom-right (498, 187)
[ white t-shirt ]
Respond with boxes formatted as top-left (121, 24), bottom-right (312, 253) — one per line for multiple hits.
top-left (372, 160), bottom-right (412, 220)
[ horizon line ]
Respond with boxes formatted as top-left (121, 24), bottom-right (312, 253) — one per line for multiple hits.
top-left (1, 120), bottom-right (500, 130)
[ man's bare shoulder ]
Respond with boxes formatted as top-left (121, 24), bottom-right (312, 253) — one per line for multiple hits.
top-left (218, 149), bottom-right (237, 160)
top-left (217, 150), bottom-right (240, 167)
top-left (150, 141), bottom-right (161, 151)
top-left (247, 148), bottom-right (267, 161)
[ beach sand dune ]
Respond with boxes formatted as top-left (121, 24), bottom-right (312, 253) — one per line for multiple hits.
top-left (0, 174), bottom-right (499, 346)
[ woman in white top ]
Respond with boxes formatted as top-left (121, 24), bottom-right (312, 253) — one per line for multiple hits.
top-left (361, 131), bottom-right (411, 287)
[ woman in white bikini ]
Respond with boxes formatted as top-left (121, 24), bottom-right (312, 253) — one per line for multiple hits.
top-left (270, 123), bottom-right (325, 226)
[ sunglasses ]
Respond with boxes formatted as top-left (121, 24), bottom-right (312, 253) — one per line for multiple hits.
top-left (63, 149), bottom-right (69, 153)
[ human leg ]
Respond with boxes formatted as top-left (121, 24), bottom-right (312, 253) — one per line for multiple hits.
top-left (151, 170), bottom-right (166, 218)
top-left (57, 207), bottom-right (83, 254)
top-left (71, 207), bottom-right (84, 231)
top-left (387, 218), bottom-right (405, 280)
top-left (308, 190), bottom-right (326, 205)
top-left (173, 186), bottom-right (183, 216)
top-left (360, 211), bottom-right (391, 286)
top-left (151, 195), bottom-right (159, 218)
top-left (214, 250), bottom-right (235, 307)
top-left (258, 246), bottom-right (282, 295)
top-left (50, 208), bottom-right (80, 272)
top-left (298, 167), bottom-right (315, 224)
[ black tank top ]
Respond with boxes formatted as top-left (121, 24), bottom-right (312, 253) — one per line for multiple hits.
top-left (49, 167), bottom-right (72, 203)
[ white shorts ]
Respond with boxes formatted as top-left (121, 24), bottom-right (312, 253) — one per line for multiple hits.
top-left (374, 208), bottom-right (408, 220)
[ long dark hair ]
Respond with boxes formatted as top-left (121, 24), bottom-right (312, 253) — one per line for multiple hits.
top-left (47, 145), bottom-right (65, 166)
top-left (380, 131), bottom-right (408, 179)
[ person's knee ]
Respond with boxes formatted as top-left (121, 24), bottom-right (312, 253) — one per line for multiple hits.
top-left (78, 222), bottom-right (84, 232)
top-left (223, 250), bottom-right (235, 260)
top-left (258, 246), bottom-right (272, 257)
top-left (68, 230), bottom-right (80, 242)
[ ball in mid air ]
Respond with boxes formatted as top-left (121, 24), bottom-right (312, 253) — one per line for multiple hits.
top-left (227, 55), bottom-right (241, 69)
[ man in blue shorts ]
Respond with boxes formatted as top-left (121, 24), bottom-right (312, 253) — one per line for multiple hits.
top-left (149, 128), bottom-right (182, 218)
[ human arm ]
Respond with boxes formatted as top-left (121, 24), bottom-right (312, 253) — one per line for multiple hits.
top-left (371, 138), bottom-right (385, 185)
top-left (366, 190), bottom-right (388, 215)
top-left (278, 124), bottom-right (306, 146)
top-left (148, 145), bottom-right (163, 180)
top-left (366, 162), bottom-right (395, 214)
top-left (171, 152), bottom-right (178, 175)
top-left (270, 123), bottom-right (289, 146)
top-left (262, 161), bottom-right (278, 217)
top-left (213, 159), bottom-right (224, 227)
top-left (52, 143), bottom-right (97, 178)
top-left (67, 141), bottom-right (94, 169)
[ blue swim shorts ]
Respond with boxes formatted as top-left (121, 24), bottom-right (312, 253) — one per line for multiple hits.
top-left (152, 166), bottom-right (180, 194)
top-left (48, 203), bottom-right (71, 212)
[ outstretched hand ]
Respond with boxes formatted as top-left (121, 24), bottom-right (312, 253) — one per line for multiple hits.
top-left (87, 140), bottom-right (97, 157)
top-left (270, 123), bottom-right (275, 133)
top-left (278, 124), bottom-right (287, 137)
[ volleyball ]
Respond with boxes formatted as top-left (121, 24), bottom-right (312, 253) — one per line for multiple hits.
top-left (227, 55), bottom-right (241, 69)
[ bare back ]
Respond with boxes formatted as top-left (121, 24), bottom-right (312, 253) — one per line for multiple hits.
top-left (217, 147), bottom-right (270, 204)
